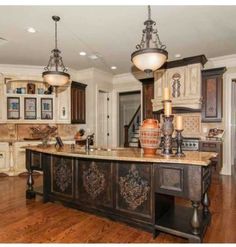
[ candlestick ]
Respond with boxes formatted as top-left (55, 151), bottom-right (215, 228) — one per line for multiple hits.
top-left (175, 129), bottom-right (185, 157)
top-left (163, 87), bottom-right (170, 101)
top-left (176, 115), bottom-right (183, 130)
top-left (161, 115), bottom-right (174, 156)
top-left (164, 101), bottom-right (172, 116)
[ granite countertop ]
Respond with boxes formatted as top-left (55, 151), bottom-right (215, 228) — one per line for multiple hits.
top-left (0, 138), bottom-right (75, 143)
top-left (24, 145), bottom-right (216, 166)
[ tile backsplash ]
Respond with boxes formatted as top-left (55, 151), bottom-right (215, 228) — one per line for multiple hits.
top-left (175, 113), bottom-right (224, 138)
top-left (0, 123), bottom-right (81, 141)
top-left (160, 112), bottom-right (224, 138)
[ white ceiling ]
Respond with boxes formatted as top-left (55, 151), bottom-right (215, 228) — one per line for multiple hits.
top-left (0, 5), bottom-right (236, 74)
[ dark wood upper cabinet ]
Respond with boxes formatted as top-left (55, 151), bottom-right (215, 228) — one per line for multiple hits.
top-left (140, 78), bottom-right (154, 120)
top-left (201, 67), bottom-right (226, 122)
top-left (71, 81), bottom-right (87, 124)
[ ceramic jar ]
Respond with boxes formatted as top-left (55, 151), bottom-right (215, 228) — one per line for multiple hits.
top-left (139, 119), bottom-right (161, 155)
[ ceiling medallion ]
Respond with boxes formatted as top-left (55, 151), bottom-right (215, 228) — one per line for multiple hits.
top-left (42, 16), bottom-right (70, 87)
top-left (131, 5), bottom-right (168, 74)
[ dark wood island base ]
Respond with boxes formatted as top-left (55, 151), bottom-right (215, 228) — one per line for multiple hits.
top-left (25, 146), bottom-right (214, 243)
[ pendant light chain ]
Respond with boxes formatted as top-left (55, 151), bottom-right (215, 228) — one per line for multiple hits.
top-left (42, 15), bottom-right (70, 87)
top-left (131, 5), bottom-right (168, 73)
top-left (148, 5), bottom-right (151, 20)
top-left (55, 19), bottom-right (58, 50)
top-left (43, 16), bottom-right (69, 74)
top-left (135, 5), bottom-right (166, 51)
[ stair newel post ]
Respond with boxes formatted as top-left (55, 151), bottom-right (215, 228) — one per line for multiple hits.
top-left (124, 125), bottom-right (129, 147)
top-left (123, 105), bottom-right (141, 147)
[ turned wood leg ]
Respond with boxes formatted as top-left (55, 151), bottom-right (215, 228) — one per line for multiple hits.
top-left (191, 201), bottom-right (200, 235)
top-left (26, 169), bottom-right (36, 199)
top-left (202, 191), bottom-right (210, 215)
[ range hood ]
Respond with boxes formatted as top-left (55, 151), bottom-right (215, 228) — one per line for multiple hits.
top-left (152, 55), bottom-right (207, 112)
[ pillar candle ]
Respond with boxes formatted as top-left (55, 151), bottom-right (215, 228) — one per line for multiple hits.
top-left (164, 102), bottom-right (172, 116)
top-left (176, 116), bottom-right (183, 130)
top-left (163, 87), bottom-right (170, 101)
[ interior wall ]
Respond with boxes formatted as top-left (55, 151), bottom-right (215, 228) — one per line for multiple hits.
top-left (74, 67), bottom-right (113, 145)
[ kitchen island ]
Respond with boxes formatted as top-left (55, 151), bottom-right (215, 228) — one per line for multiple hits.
top-left (25, 145), bottom-right (215, 243)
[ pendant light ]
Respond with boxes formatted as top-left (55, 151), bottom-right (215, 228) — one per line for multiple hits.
top-left (131, 6), bottom-right (168, 73)
top-left (42, 16), bottom-right (70, 87)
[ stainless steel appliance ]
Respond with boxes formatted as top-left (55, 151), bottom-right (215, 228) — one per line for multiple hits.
top-left (173, 137), bottom-right (200, 151)
top-left (160, 137), bottom-right (200, 151)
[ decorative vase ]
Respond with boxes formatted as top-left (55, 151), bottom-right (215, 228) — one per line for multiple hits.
top-left (139, 119), bottom-right (161, 155)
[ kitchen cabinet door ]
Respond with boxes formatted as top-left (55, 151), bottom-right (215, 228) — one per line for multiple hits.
top-left (0, 142), bottom-right (9, 174)
top-left (201, 67), bottom-right (226, 122)
top-left (14, 141), bottom-right (41, 175)
top-left (77, 159), bottom-right (113, 208)
top-left (71, 81), bottom-right (87, 124)
top-left (116, 162), bottom-right (152, 219)
top-left (50, 155), bottom-right (74, 199)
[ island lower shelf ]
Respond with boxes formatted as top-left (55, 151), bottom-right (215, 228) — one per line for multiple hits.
top-left (25, 146), bottom-right (214, 243)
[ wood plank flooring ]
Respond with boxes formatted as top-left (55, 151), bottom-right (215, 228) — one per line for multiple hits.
top-left (0, 172), bottom-right (236, 243)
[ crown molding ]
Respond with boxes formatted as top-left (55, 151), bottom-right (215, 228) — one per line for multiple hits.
top-left (206, 54), bottom-right (236, 69)
top-left (113, 72), bottom-right (140, 84)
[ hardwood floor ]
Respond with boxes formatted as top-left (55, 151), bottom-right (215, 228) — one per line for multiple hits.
top-left (0, 172), bottom-right (235, 243)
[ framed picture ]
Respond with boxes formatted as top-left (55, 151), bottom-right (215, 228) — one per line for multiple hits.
top-left (7, 97), bottom-right (20, 119)
top-left (41, 98), bottom-right (53, 119)
top-left (27, 83), bottom-right (35, 94)
top-left (24, 98), bottom-right (37, 119)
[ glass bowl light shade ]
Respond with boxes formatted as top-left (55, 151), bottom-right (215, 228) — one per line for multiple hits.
top-left (42, 71), bottom-right (70, 87)
top-left (131, 48), bottom-right (168, 73)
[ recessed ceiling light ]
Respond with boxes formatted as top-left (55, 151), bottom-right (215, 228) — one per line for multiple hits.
top-left (175, 54), bottom-right (181, 58)
top-left (111, 66), bottom-right (117, 70)
top-left (89, 54), bottom-right (98, 60)
top-left (79, 51), bottom-right (86, 56)
top-left (89, 53), bottom-right (102, 60)
top-left (27, 27), bottom-right (36, 33)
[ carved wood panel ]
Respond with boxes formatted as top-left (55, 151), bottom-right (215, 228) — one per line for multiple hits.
top-left (51, 156), bottom-right (74, 198)
top-left (166, 66), bottom-right (186, 100)
top-left (201, 67), bottom-right (225, 122)
top-left (71, 81), bottom-right (87, 124)
top-left (155, 164), bottom-right (187, 198)
top-left (77, 160), bottom-right (113, 208)
top-left (116, 162), bottom-right (152, 218)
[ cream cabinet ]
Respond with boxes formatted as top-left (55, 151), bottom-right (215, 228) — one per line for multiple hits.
top-left (13, 140), bottom-right (75, 175)
top-left (152, 63), bottom-right (202, 111)
top-left (0, 142), bottom-right (10, 174)
top-left (13, 141), bottom-right (41, 175)
top-left (166, 66), bottom-right (186, 100)
top-left (1, 75), bottom-right (71, 124)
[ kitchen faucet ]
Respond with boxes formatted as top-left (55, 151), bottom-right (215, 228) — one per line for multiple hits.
top-left (85, 133), bottom-right (94, 152)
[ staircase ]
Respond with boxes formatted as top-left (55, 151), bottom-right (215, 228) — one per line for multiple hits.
top-left (128, 126), bottom-right (140, 147)
top-left (124, 105), bottom-right (141, 148)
